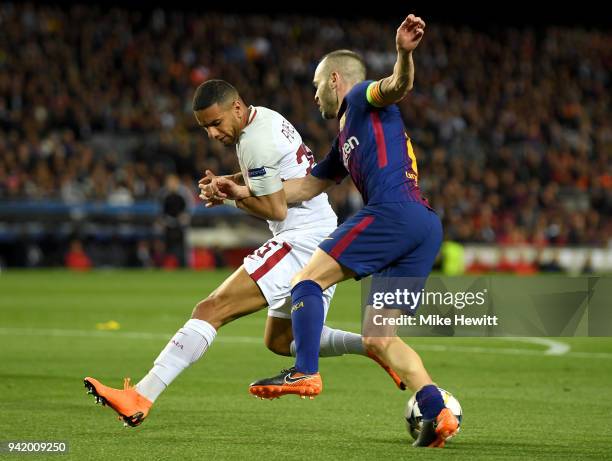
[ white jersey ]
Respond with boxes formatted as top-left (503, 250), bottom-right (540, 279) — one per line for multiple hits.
top-left (236, 106), bottom-right (337, 236)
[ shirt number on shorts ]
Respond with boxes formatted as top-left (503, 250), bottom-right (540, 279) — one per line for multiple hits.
top-left (255, 240), bottom-right (281, 258)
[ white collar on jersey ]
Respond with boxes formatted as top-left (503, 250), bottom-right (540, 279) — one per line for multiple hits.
top-left (246, 105), bottom-right (258, 126)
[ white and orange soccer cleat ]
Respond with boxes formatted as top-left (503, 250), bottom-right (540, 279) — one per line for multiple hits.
top-left (84, 377), bottom-right (152, 427)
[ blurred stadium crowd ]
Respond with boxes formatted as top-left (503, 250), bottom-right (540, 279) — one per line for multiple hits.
top-left (0, 4), bottom-right (610, 268)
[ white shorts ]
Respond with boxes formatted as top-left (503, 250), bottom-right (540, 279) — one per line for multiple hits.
top-left (243, 228), bottom-right (337, 319)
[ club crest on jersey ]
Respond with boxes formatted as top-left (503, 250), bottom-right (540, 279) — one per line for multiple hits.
top-left (342, 136), bottom-right (359, 168)
top-left (248, 167), bottom-right (267, 178)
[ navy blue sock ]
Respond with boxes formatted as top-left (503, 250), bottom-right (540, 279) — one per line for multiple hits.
top-left (290, 280), bottom-right (325, 374)
top-left (416, 385), bottom-right (445, 420)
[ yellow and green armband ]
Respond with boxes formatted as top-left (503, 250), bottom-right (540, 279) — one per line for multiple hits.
top-left (366, 80), bottom-right (385, 107)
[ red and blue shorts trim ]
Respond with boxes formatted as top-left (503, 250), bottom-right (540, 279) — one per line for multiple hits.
top-left (319, 202), bottom-right (443, 280)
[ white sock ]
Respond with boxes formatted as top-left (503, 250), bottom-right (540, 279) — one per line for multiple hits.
top-left (135, 372), bottom-right (166, 403)
top-left (290, 325), bottom-right (366, 357)
top-left (136, 319), bottom-right (217, 402)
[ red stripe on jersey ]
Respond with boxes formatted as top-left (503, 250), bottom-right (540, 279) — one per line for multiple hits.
top-left (329, 216), bottom-right (375, 259)
top-left (250, 242), bottom-right (292, 282)
top-left (370, 112), bottom-right (387, 168)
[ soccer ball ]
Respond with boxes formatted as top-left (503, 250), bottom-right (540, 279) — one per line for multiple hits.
top-left (404, 387), bottom-right (462, 440)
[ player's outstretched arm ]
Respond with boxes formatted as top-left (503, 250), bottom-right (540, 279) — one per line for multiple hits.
top-left (283, 174), bottom-right (334, 204)
top-left (210, 174), bottom-right (333, 206)
top-left (367, 14), bottom-right (426, 107)
top-left (205, 177), bottom-right (288, 221)
top-left (234, 188), bottom-right (288, 221)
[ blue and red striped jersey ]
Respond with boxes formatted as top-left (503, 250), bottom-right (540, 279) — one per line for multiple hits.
top-left (312, 80), bottom-right (430, 208)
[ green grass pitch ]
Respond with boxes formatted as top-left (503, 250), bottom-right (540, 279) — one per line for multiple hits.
top-left (1, 270), bottom-right (611, 460)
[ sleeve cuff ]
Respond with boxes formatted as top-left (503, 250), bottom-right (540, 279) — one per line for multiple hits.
top-left (249, 178), bottom-right (283, 197)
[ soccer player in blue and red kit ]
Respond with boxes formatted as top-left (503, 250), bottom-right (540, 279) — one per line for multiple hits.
top-left (213, 13), bottom-right (458, 447)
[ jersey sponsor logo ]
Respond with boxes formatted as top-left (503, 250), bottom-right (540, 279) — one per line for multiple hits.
top-left (248, 167), bottom-right (267, 178)
top-left (342, 136), bottom-right (359, 155)
top-left (342, 136), bottom-right (359, 168)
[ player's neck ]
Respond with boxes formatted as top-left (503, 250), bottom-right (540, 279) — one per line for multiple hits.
top-left (241, 105), bottom-right (251, 129)
top-left (335, 83), bottom-right (354, 117)
top-left (242, 104), bottom-right (257, 129)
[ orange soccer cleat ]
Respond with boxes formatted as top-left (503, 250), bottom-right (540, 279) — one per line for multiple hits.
top-left (412, 407), bottom-right (459, 448)
top-left (83, 377), bottom-right (152, 427)
top-left (248, 367), bottom-right (322, 400)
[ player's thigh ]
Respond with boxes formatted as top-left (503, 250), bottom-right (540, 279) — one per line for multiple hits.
top-left (381, 210), bottom-right (443, 278)
top-left (364, 210), bottom-right (442, 333)
top-left (192, 265), bottom-right (267, 328)
top-left (292, 248), bottom-right (355, 290)
top-left (317, 206), bottom-right (407, 282)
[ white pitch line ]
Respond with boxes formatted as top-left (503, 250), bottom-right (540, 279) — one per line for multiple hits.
top-left (330, 323), bottom-right (572, 356)
top-left (417, 344), bottom-right (564, 357)
top-left (496, 337), bottom-right (571, 356)
top-left (0, 327), bottom-right (610, 359)
top-left (0, 327), bottom-right (260, 344)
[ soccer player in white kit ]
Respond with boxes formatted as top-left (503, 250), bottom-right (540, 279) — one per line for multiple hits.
top-left (83, 80), bottom-right (403, 427)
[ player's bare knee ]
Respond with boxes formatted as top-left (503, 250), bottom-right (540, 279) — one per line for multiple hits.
top-left (191, 294), bottom-right (227, 328)
top-left (191, 296), bottom-right (215, 320)
top-left (264, 335), bottom-right (291, 356)
top-left (362, 335), bottom-right (394, 355)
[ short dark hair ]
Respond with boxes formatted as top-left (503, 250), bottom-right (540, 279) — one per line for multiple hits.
top-left (321, 49), bottom-right (365, 67)
top-left (320, 50), bottom-right (366, 84)
top-left (192, 79), bottom-right (239, 111)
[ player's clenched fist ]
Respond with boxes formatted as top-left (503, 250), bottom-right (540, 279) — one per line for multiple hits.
top-left (197, 170), bottom-right (226, 207)
top-left (396, 14), bottom-right (425, 53)
top-left (215, 177), bottom-right (250, 201)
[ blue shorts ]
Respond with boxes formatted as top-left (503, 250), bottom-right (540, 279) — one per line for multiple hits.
top-left (319, 201), bottom-right (442, 279)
